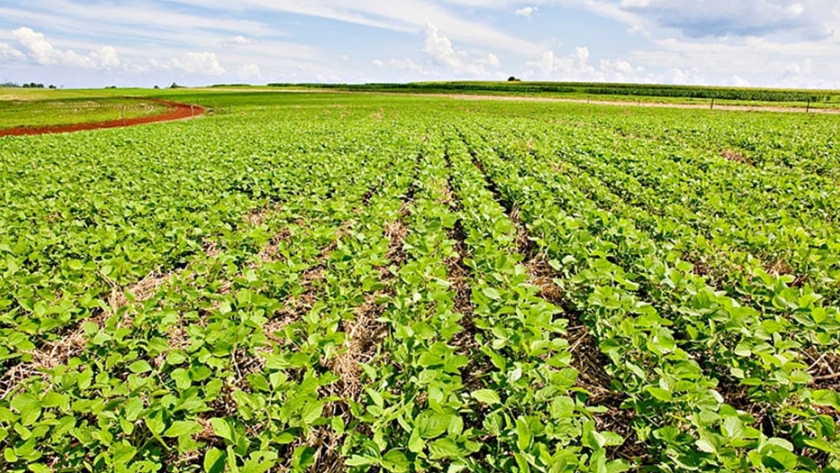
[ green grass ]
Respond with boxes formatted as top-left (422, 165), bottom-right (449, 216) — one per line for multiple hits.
top-left (0, 87), bottom-right (161, 101)
top-left (0, 90), bottom-right (168, 130)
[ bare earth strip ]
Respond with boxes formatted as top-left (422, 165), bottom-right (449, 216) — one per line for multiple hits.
top-left (411, 92), bottom-right (840, 114)
top-left (0, 98), bottom-right (206, 137)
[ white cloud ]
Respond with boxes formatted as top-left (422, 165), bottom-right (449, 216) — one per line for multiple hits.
top-left (525, 46), bottom-right (646, 83)
top-left (629, 35), bottom-right (840, 88)
top-left (12, 27), bottom-right (59, 65)
top-left (1, 2), bottom-right (276, 43)
top-left (527, 51), bottom-right (555, 77)
top-left (618, 0), bottom-right (838, 39)
top-left (91, 46), bottom-right (121, 70)
top-left (236, 63), bottom-right (261, 80)
top-left (601, 58), bottom-right (635, 77)
top-left (423, 23), bottom-right (459, 67)
top-left (7, 27), bottom-right (226, 78)
top-left (0, 42), bottom-right (25, 61)
top-left (664, 67), bottom-right (705, 85)
top-left (163, 0), bottom-right (540, 54)
top-left (620, 0), bottom-right (650, 7)
top-left (443, 0), bottom-right (839, 40)
top-left (10, 27), bottom-right (122, 69)
top-left (2, 1), bottom-right (839, 88)
top-left (226, 36), bottom-right (254, 46)
top-left (151, 52), bottom-right (225, 76)
top-left (370, 24), bottom-right (503, 79)
top-left (778, 59), bottom-right (816, 88)
top-left (627, 24), bottom-right (648, 36)
top-left (423, 23), bottom-right (502, 76)
top-left (729, 74), bottom-right (750, 87)
top-left (515, 6), bottom-right (537, 17)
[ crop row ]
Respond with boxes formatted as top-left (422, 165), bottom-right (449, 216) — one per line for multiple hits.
top-left (0, 114), bottom-right (424, 471)
top-left (460, 124), bottom-right (840, 471)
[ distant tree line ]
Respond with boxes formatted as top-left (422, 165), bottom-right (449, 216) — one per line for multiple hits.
top-left (1, 82), bottom-right (57, 89)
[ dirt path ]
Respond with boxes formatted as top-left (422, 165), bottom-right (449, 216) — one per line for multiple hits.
top-left (0, 98), bottom-right (205, 137)
top-left (396, 92), bottom-right (840, 114)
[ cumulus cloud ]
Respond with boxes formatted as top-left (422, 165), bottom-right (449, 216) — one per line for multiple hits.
top-left (525, 46), bottom-right (643, 82)
top-left (151, 52), bottom-right (225, 76)
top-left (423, 24), bottom-right (460, 67)
top-left (90, 46), bottom-right (121, 70)
top-left (12, 27), bottom-right (56, 65)
top-left (370, 24), bottom-right (502, 78)
top-left (422, 23), bottom-right (502, 76)
top-left (4, 26), bottom-right (233, 78)
top-left (9, 27), bottom-right (122, 69)
top-left (515, 6), bottom-right (537, 18)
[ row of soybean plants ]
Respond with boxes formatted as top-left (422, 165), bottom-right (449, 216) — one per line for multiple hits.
top-left (526, 117), bottom-right (840, 409)
top-left (505, 120), bottom-right (840, 460)
top-left (597, 109), bottom-right (840, 181)
top-left (514, 121), bottom-right (840, 401)
top-left (460, 123), bottom-right (840, 471)
top-left (0, 117), bottom-right (421, 471)
top-left (508, 116), bottom-right (837, 340)
top-left (343, 129), bottom-right (624, 473)
top-left (446, 131), bottom-right (629, 473)
top-left (578, 117), bottom-right (840, 303)
top-left (345, 135), bottom-right (479, 472)
top-left (0, 115), bottom-right (408, 377)
top-left (186, 123), bottom-right (420, 473)
top-left (483, 115), bottom-right (840, 353)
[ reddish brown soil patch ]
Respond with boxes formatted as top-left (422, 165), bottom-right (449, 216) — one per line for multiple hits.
top-left (720, 149), bottom-right (752, 165)
top-left (0, 98), bottom-right (205, 137)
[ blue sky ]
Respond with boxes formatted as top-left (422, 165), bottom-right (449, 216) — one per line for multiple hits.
top-left (1, 0), bottom-right (839, 89)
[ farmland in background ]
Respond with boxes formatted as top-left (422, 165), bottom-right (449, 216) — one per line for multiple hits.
top-left (264, 81), bottom-right (840, 110)
top-left (1, 89), bottom-right (840, 472)
top-left (0, 98), bottom-right (166, 130)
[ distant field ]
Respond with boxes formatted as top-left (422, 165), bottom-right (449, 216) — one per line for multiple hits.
top-left (1, 89), bottom-right (840, 472)
top-left (2, 81), bottom-right (839, 134)
top-left (266, 81), bottom-right (840, 110)
top-left (0, 89), bottom-right (168, 130)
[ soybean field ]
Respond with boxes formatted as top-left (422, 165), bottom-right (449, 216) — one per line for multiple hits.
top-left (1, 92), bottom-right (840, 472)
